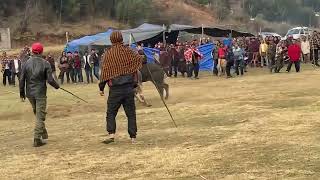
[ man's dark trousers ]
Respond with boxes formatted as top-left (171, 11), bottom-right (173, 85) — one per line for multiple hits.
top-left (286, 61), bottom-right (300, 72)
top-left (193, 63), bottom-right (200, 78)
top-left (11, 72), bottom-right (20, 86)
top-left (187, 63), bottom-right (194, 78)
top-left (107, 86), bottom-right (137, 138)
top-left (3, 69), bottom-right (11, 86)
top-left (226, 60), bottom-right (234, 77)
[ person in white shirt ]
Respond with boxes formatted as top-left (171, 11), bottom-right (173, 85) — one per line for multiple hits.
top-left (1, 51), bottom-right (11, 86)
top-left (83, 51), bottom-right (93, 83)
top-left (10, 55), bottom-right (21, 86)
top-left (301, 35), bottom-right (310, 63)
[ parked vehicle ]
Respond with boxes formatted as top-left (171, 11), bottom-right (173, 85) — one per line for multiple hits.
top-left (285, 27), bottom-right (312, 40)
top-left (259, 32), bottom-right (282, 39)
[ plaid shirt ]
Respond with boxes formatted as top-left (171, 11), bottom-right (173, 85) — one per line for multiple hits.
top-left (1, 57), bottom-right (10, 72)
top-left (310, 32), bottom-right (320, 49)
top-left (184, 48), bottom-right (203, 62)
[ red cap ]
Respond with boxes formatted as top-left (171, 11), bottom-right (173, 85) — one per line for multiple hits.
top-left (31, 42), bottom-right (44, 54)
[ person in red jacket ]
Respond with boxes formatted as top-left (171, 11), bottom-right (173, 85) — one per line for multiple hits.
top-left (286, 39), bottom-right (302, 72)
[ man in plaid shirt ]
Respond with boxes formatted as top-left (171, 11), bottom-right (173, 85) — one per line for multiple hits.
top-left (184, 44), bottom-right (203, 79)
top-left (310, 31), bottom-right (320, 66)
top-left (1, 51), bottom-right (11, 86)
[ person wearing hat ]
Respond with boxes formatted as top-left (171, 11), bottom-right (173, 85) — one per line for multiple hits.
top-left (19, 42), bottom-right (60, 147)
top-left (99, 31), bottom-right (142, 144)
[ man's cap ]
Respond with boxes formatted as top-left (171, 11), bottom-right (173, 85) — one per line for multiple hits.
top-left (31, 42), bottom-right (44, 54)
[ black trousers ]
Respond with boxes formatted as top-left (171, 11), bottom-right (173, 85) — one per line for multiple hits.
top-left (11, 72), bottom-right (20, 85)
top-left (169, 60), bottom-right (178, 77)
top-left (107, 88), bottom-right (137, 138)
top-left (187, 63), bottom-right (199, 78)
top-left (66, 68), bottom-right (75, 83)
top-left (213, 58), bottom-right (218, 76)
top-left (3, 69), bottom-right (11, 86)
top-left (226, 60), bottom-right (234, 77)
top-left (234, 60), bottom-right (244, 76)
top-left (85, 67), bottom-right (93, 83)
top-left (193, 63), bottom-right (199, 78)
top-left (286, 61), bottom-right (300, 72)
top-left (187, 63), bottom-right (194, 77)
top-left (59, 70), bottom-right (66, 84)
top-left (311, 49), bottom-right (319, 65)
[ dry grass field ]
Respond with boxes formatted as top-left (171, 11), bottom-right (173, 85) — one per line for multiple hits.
top-left (1, 66), bottom-right (320, 180)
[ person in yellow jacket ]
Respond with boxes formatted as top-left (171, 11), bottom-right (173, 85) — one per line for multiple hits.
top-left (259, 39), bottom-right (268, 67)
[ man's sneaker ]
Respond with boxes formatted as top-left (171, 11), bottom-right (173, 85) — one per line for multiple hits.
top-left (103, 134), bottom-right (115, 144)
top-left (131, 138), bottom-right (136, 144)
top-left (33, 139), bottom-right (45, 147)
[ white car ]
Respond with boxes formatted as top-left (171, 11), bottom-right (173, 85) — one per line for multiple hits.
top-left (259, 32), bottom-right (282, 39)
top-left (285, 27), bottom-right (311, 40)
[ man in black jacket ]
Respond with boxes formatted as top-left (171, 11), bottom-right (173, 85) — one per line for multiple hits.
top-left (20, 42), bottom-right (60, 147)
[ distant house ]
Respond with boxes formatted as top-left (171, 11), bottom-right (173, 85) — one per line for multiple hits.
top-left (0, 28), bottom-right (11, 50)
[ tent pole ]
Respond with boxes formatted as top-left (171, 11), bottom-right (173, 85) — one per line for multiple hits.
top-left (163, 24), bottom-right (166, 47)
top-left (201, 24), bottom-right (204, 45)
top-left (129, 34), bottom-right (132, 46)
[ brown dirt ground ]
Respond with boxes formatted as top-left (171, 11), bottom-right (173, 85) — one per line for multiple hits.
top-left (0, 66), bottom-right (320, 179)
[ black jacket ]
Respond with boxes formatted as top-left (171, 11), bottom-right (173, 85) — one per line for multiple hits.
top-left (20, 55), bottom-right (60, 98)
top-left (99, 74), bottom-right (137, 92)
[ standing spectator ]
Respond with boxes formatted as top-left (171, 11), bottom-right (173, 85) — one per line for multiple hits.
top-left (91, 49), bottom-right (100, 80)
top-left (73, 51), bottom-right (83, 83)
top-left (184, 44), bottom-right (203, 79)
top-left (233, 43), bottom-right (245, 76)
top-left (226, 47), bottom-right (234, 78)
top-left (310, 31), bottom-right (320, 66)
top-left (212, 41), bottom-right (219, 76)
top-left (249, 38), bottom-right (260, 67)
top-left (67, 52), bottom-right (75, 83)
top-left (301, 35), bottom-right (310, 64)
top-left (46, 53), bottom-right (57, 81)
top-left (218, 44), bottom-right (227, 76)
top-left (177, 44), bottom-right (187, 77)
top-left (267, 40), bottom-right (277, 73)
top-left (58, 51), bottom-right (69, 84)
top-left (1, 52), bottom-right (11, 86)
top-left (9, 55), bottom-right (21, 86)
top-left (83, 51), bottom-right (93, 84)
top-left (19, 46), bottom-right (31, 67)
top-left (259, 39), bottom-right (268, 67)
top-left (168, 44), bottom-right (179, 77)
top-left (275, 40), bottom-right (287, 73)
top-left (286, 39), bottom-right (302, 73)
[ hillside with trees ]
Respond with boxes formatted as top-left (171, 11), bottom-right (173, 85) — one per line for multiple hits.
top-left (1, 0), bottom-right (320, 46)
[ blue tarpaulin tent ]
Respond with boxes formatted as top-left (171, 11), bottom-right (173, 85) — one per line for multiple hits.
top-left (142, 43), bottom-right (215, 71)
top-left (198, 43), bottom-right (215, 71)
top-left (92, 23), bottom-right (164, 46)
top-left (66, 28), bottom-right (113, 52)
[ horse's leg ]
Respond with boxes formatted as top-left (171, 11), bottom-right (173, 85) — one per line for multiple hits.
top-left (154, 82), bottom-right (164, 100)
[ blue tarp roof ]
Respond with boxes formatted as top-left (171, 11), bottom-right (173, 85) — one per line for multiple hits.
top-left (92, 23), bottom-right (164, 46)
top-left (66, 28), bottom-right (113, 52)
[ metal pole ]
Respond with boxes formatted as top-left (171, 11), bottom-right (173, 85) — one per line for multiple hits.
top-left (163, 24), bottom-right (166, 46)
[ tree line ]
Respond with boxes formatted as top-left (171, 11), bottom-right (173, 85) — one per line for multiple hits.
top-left (1, 0), bottom-right (320, 34)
